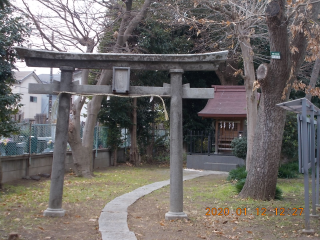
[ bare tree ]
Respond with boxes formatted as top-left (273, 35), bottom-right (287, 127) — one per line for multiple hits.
top-left (16, 0), bottom-right (152, 176)
top-left (175, 0), bottom-right (320, 200)
top-left (306, 1), bottom-right (320, 100)
top-left (174, 0), bottom-right (270, 170)
top-left (239, 0), bottom-right (319, 200)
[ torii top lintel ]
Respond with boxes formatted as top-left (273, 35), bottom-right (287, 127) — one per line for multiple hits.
top-left (15, 47), bottom-right (228, 71)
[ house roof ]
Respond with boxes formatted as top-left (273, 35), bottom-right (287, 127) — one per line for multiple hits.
top-left (38, 70), bottom-right (82, 84)
top-left (198, 85), bottom-right (247, 118)
top-left (37, 73), bottom-right (61, 84)
top-left (13, 71), bottom-right (42, 84)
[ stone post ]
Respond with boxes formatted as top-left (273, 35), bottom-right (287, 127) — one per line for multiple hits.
top-left (43, 66), bottom-right (74, 217)
top-left (165, 69), bottom-right (187, 220)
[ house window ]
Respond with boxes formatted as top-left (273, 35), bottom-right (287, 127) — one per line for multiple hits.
top-left (30, 96), bottom-right (37, 102)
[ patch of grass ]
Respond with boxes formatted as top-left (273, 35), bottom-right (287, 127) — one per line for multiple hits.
top-left (172, 174), bottom-right (317, 239)
top-left (0, 165), bottom-right (170, 240)
top-left (186, 177), bottom-right (236, 204)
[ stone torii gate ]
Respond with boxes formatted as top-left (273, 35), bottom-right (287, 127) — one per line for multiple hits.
top-left (15, 47), bottom-right (228, 219)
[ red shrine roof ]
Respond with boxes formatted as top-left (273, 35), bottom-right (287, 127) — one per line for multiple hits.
top-left (198, 85), bottom-right (247, 118)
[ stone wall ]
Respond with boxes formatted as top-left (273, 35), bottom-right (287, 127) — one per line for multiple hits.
top-left (1, 148), bottom-right (126, 183)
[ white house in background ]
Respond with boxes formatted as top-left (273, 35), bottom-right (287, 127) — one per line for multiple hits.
top-left (12, 71), bottom-right (43, 121)
top-left (38, 73), bottom-right (61, 120)
top-left (39, 70), bottom-right (87, 123)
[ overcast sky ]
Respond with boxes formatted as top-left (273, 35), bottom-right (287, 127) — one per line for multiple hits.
top-left (12, 0), bottom-right (103, 74)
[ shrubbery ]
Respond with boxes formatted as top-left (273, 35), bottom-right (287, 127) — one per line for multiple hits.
top-left (230, 137), bottom-right (247, 159)
top-left (278, 162), bottom-right (299, 179)
top-left (227, 166), bottom-right (247, 181)
top-left (281, 112), bottom-right (299, 161)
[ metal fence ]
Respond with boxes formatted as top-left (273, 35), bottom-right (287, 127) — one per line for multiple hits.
top-left (277, 98), bottom-right (320, 232)
top-left (0, 124), bottom-right (168, 157)
top-left (187, 130), bottom-right (215, 155)
top-left (0, 124), bottom-right (109, 157)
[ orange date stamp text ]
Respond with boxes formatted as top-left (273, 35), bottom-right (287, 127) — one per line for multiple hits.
top-left (205, 207), bottom-right (304, 216)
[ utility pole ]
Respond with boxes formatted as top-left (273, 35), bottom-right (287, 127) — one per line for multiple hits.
top-left (48, 32), bottom-right (54, 123)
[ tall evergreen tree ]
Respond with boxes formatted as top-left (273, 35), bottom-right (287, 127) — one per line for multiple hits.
top-left (0, 0), bottom-right (9, 10)
top-left (0, 7), bottom-right (29, 136)
top-left (0, 6), bottom-right (29, 188)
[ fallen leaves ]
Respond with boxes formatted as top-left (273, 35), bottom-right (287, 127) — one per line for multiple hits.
top-left (198, 235), bottom-right (206, 239)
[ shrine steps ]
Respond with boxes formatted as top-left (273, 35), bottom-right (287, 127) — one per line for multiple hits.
top-left (203, 162), bottom-right (239, 172)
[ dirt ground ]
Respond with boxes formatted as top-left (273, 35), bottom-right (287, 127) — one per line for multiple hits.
top-left (128, 174), bottom-right (320, 240)
top-left (0, 177), bottom-right (102, 240)
top-left (0, 165), bottom-right (171, 240)
top-left (1, 168), bottom-right (320, 240)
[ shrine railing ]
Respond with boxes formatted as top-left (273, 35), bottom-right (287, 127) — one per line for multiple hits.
top-left (187, 130), bottom-right (215, 155)
top-left (187, 129), bottom-right (247, 155)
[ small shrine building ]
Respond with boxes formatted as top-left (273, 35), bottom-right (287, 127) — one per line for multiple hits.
top-left (198, 85), bottom-right (247, 154)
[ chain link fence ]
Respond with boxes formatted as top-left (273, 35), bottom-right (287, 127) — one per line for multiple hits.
top-left (0, 123), bottom-right (168, 157)
top-left (0, 124), bottom-right (109, 157)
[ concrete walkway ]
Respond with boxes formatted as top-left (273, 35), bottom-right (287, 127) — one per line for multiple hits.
top-left (98, 169), bottom-right (227, 240)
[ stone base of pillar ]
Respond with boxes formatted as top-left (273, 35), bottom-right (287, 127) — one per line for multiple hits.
top-left (43, 208), bottom-right (66, 217)
top-left (165, 211), bottom-right (187, 220)
top-left (301, 229), bottom-right (315, 235)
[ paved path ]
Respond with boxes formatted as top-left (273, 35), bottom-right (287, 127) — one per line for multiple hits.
top-left (98, 169), bottom-right (227, 240)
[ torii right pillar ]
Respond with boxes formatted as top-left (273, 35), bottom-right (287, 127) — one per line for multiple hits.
top-left (165, 69), bottom-right (186, 220)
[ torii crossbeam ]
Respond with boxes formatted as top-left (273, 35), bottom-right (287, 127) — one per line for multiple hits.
top-left (15, 47), bottom-right (228, 220)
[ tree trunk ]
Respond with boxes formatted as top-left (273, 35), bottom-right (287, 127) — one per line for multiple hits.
top-left (240, 88), bottom-right (287, 200)
top-left (67, 0), bottom-right (152, 176)
top-left (130, 98), bottom-right (139, 165)
top-left (67, 67), bottom-right (101, 177)
top-left (146, 101), bottom-right (155, 163)
top-left (306, 58), bottom-right (320, 101)
top-left (111, 146), bottom-right (118, 166)
top-left (71, 145), bottom-right (93, 177)
top-left (237, 25), bottom-right (258, 172)
top-left (216, 59), bottom-right (240, 86)
top-left (0, 159), bottom-right (2, 189)
top-left (239, 0), bottom-right (307, 200)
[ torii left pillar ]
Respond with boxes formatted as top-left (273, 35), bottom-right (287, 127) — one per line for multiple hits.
top-left (43, 66), bottom-right (74, 217)
top-left (165, 69), bottom-right (186, 220)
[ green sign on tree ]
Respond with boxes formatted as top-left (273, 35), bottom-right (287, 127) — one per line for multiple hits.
top-left (271, 52), bottom-right (281, 59)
